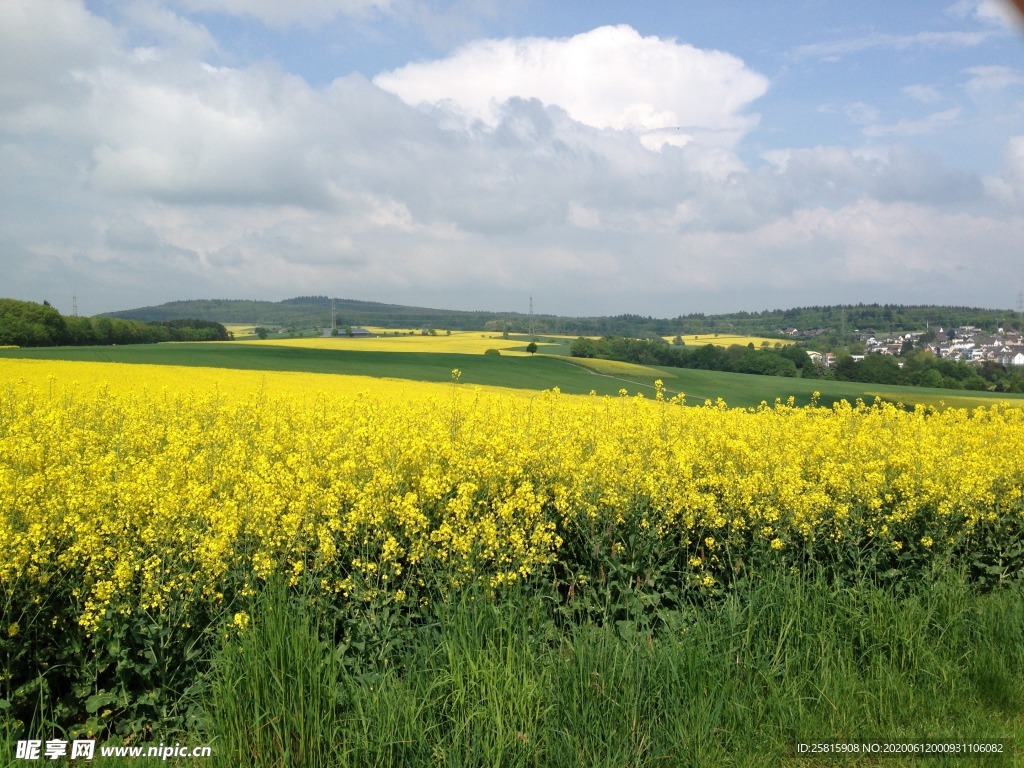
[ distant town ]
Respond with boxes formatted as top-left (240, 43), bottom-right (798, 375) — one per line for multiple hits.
top-left (788, 325), bottom-right (1024, 369)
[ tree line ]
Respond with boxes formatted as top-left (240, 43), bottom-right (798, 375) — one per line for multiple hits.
top-left (0, 299), bottom-right (230, 347)
top-left (103, 296), bottom-right (1021, 340)
top-left (570, 336), bottom-right (812, 378)
top-left (832, 350), bottom-right (1023, 393)
top-left (570, 335), bottom-right (1024, 393)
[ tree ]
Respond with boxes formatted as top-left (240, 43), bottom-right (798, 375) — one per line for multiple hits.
top-left (64, 315), bottom-right (98, 345)
top-left (779, 344), bottom-right (811, 371)
top-left (570, 336), bottom-right (596, 358)
top-left (526, 341), bottom-right (538, 355)
top-left (254, 327), bottom-right (269, 340)
top-left (690, 344), bottom-right (728, 371)
top-left (803, 360), bottom-right (831, 380)
top-left (734, 349), bottom-right (798, 377)
top-left (0, 298), bottom-right (69, 346)
top-left (92, 317), bottom-right (114, 344)
top-left (832, 355), bottom-right (858, 381)
top-left (856, 353), bottom-right (900, 384)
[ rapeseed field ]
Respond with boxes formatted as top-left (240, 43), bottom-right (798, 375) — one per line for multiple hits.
top-left (664, 334), bottom-right (794, 348)
top-left (250, 331), bottom-right (540, 355)
top-left (2, 358), bottom-right (1023, 758)
top-left (4, 359), bottom-right (1023, 630)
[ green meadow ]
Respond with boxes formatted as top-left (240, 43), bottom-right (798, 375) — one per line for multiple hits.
top-left (2, 340), bottom-right (1022, 410)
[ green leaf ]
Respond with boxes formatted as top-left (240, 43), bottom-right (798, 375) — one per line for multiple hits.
top-left (85, 691), bottom-right (117, 714)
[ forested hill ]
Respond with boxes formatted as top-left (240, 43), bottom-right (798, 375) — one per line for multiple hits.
top-left (101, 296), bottom-right (518, 331)
top-left (102, 296), bottom-right (1020, 338)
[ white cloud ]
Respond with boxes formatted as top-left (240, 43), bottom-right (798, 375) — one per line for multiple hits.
top-left (0, 0), bottom-right (119, 122)
top-left (963, 64), bottom-right (1024, 93)
top-left (168, 0), bottom-right (392, 28)
top-left (948, 0), bottom-right (1024, 30)
top-left (984, 135), bottom-right (1024, 205)
top-left (759, 145), bottom-right (982, 210)
top-left (120, 2), bottom-right (219, 54)
top-left (83, 61), bottom-right (335, 206)
top-left (844, 101), bottom-right (881, 124)
top-left (3, 2), bottom-right (1022, 317)
top-left (659, 198), bottom-right (1024, 309)
top-left (863, 107), bottom-right (961, 137)
top-left (793, 30), bottom-right (993, 61)
top-left (902, 84), bottom-right (943, 103)
top-left (373, 25), bottom-right (769, 151)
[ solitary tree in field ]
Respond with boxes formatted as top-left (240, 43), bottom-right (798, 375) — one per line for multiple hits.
top-left (526, 341), bottom-right (538, 355)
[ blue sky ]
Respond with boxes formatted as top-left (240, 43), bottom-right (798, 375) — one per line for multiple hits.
top-left (3, 0), bottom-right (1023, 317)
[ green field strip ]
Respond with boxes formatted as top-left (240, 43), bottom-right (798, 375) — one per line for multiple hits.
top-left (4, 343), bottom-right (1023, 410)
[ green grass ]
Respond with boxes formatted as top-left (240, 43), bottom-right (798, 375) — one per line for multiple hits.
top-left (3, 343), bottom-right (1022, 410)
top-left (192, 572), bottom-right (1023, 767)
top-left (0, 343), bottom-right (633, 396)
top-left (6, 572), bottom-right (1020, 767)
top-left (203, 585), bottom-right (346, 768)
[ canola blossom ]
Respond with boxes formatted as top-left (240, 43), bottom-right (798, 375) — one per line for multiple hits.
top-left (2, 361), bottom-right (1024, 642)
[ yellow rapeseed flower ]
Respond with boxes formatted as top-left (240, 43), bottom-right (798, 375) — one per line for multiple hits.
top-left (2, 358), bottom-right (1023, 632)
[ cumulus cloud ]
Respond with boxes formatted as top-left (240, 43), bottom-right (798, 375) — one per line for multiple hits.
top-left (984, 135), bottom-right (1024, 206)
top-left (84, 61), bottom-right (337, 206)
top-left (759, 145), bottom-right (983, 209)
top-left (0, 0), bottom-right (118, 127)
top-left (373, 25), bottom-right (769, 151)
top-left (655, 198), bottom-right (1024, 311)
top-left (3, 1), bottom-right (1023, 317)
